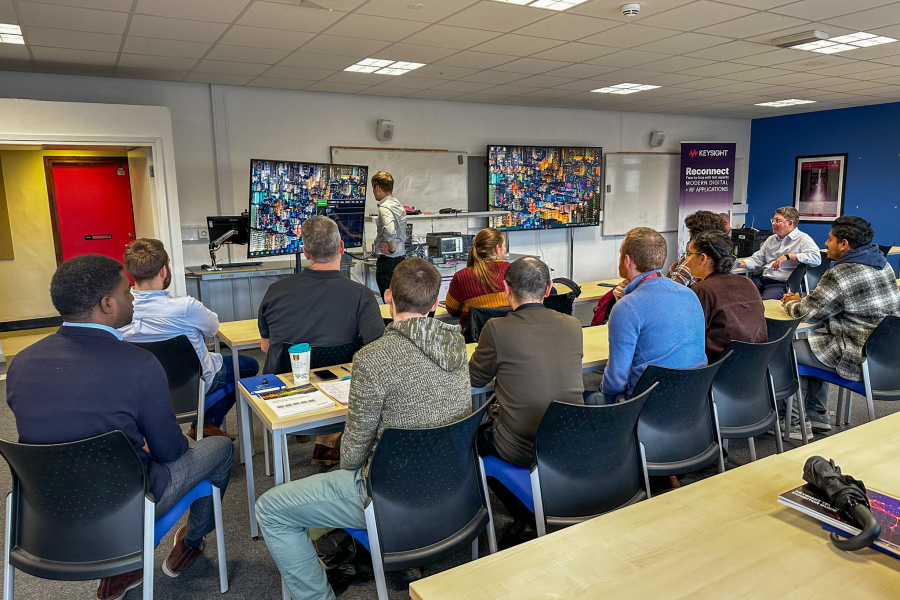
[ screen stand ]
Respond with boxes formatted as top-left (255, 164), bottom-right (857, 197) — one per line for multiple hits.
top-left (294, 253), bottom-right (302, 275)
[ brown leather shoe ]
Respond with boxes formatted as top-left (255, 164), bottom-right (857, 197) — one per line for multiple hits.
top-left (162, 524), bottom-right (204, 578)
top-left (188, 424), bottom-right (236, 441)
top-left (97, 569), bottom-right (143, 600)
top-left (311, 443), bottom-right (341, 466)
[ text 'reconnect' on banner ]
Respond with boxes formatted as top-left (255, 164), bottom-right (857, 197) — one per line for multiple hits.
top-left (678, 142), bottom-right (736, 253)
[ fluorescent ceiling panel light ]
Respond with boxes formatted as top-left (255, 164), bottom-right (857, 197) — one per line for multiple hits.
top-left (490, 0), bottom-right (588, 10)
top-left (787, 31), bottom-right (897, 54)
top-left (755, 99), bottom-right (817, 107)
top-left (344, 58), bottom-right (425, 75)
top-left (0, 23), bottom-right (23, 44)
top-left (592, 83), bottom-right (660, 94)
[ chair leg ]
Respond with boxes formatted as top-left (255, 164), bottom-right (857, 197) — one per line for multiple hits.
top-left (790, 347), bottom-right (809, 444)
top-left (264, 426), bottom-right (272, 477)
top-left (4, 494), bottom-right (14, 600)
top-left (530, 467), bottom-right (547, 538)
top-left (712, 402), bottom-right (726, 473)
top-left (639, 443), bottom-right (651, 500)
top-left (281, 435), bottom-right (291, 483)
top-left (862, 361), bottom-right (876, 422)
top-left (845, 393), bottom-right (854, 425)
top-left (836, 388), bottom-right (845, 425)
top-left (747, 437), bottom-right (757, 462)
top-left (212, 485), bottom-right (228, 593)
top-left (773, 425), bottom-right (784, 454)
top-left (364, 502), bottom-right (389, 600)
top-left (471, 538), bottom-right (478, 560)
top-left (477, 457), bottom-right (498, 554)
top-left (142, 497), bottom-right (155, 600)
top-left (197, 378), bottom-right (206, 441)
top-left (782, 395), bottom-right (793, 444)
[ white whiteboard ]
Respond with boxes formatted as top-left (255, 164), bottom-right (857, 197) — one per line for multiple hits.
top-left (603, 153), bottom-right (680, 237)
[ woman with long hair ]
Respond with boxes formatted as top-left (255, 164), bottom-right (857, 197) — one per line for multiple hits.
top-left (445, 227), bottom-right (510, 333)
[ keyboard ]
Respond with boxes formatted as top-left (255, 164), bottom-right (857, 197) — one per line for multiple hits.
top-left (201, 262), bottom-right (263, 270)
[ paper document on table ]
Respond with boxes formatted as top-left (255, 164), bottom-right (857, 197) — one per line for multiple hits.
top-left (258, 384), bottom-right (335, 418)
top-left (316, 379), bottom-right (351, 405)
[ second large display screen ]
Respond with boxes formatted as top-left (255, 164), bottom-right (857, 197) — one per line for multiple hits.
top-left (488, 145), bottom-right (602, 231)
top-left (248, 159), bottom-right (367, 258)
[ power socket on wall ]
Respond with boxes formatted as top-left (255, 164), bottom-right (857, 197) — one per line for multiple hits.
top-left (181, 226), bottom-right (209, 242)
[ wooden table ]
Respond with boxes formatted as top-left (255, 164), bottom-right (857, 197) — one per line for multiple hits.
top-left (409, 410), bottom-right (900, 600)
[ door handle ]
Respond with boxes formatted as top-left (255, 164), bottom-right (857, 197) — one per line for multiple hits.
top-left (128, 233), bottom-right (134, 238)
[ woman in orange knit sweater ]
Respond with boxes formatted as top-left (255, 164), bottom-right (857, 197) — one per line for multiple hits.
top-left (445, 227), bottom-right (510, 333)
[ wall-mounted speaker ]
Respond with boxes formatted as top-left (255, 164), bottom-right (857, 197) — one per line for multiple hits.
top-left (649, 131), bottom-right (666, 147)
top-left (376, 119), bottom-right (394, 141)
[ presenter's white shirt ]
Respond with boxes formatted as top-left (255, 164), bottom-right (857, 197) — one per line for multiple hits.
top-left (743, 227), bottom-right (821, 282)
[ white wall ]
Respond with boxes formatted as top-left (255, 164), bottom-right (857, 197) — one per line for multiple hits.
top-left (0, 69), bottom-right (752, 284)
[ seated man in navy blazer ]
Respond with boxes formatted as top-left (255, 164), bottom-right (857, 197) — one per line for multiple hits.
top-left (6, 254), bottom-right (234, 600)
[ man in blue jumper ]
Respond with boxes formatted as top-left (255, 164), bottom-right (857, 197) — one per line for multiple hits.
top-left (601, 227), bottom-right (708, 402)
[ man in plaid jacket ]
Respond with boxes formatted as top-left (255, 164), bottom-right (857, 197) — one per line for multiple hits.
top-left (781, 216), bottom-right (900, 437)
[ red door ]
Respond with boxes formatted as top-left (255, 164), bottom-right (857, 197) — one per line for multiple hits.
top-left (50, 161), bottom-right (135, 265)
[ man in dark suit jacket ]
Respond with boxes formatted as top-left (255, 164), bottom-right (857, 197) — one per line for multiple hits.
top-left (469, 257), bottom-right (584, 543)
top-left (6, 255), bottom-right (234, 600)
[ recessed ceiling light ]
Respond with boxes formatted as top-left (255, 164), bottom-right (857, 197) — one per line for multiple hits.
top-left (755, 99), bottom-right (817, 107)
top-left (407, 3), bottom-right (425, 7)
top-left (591, 83), bottom-right (660, 94)
top-left (0, 23), bottom-right (23, 45)
top-left (344, 58), bottom-right (425, 76)
top-left (789, 31), bottom-right (897, 54)
top-left (490, 0), bottom-right (589, 10)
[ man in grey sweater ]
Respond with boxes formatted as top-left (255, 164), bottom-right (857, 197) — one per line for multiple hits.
top-left (256, 258), bottom-right (471, 600)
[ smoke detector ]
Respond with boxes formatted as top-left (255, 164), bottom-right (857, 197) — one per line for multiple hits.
top-left (621, 3), bottom-right (640, 17)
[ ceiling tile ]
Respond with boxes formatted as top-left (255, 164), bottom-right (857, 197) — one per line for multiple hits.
top-left (728, 48), bottom-right (810, 66)
top-left (264, 65), bottom-right (336, 79)
top-left (823, 4), bottom-right (900, 30)
top-left (375, 43), bottom-right (459, 63)
top-left (530, 42), bottom-right (617, 62)
top-left (514, 13), bottom-right (620, 41)
top-left (569, 0), bottom-right (697, 23)
top-left (450, 92), bottom-right (509, 102)
top-left (205, 45), bottom-right (291, 64)
top-left (509, 74), bottom-right (577, 87)
top-left (580, 24), bottom-right (680, 49)
top-left (32, 0), bottom-right (132, 11)
top-left (871, 55), bottom-right (900, 66)
top-left (248, 76), bottom-right (315, 90)
top-left (401, 25), bottom-right (499, 49)
top-left (128, 15), bottom-right (227, 43)
top-left (194, 60), bottom-right (270, 76)
top-left (492, 57), bottom-right (572, 74)
top-left (458, 70), bottom-right (529, 84)
top-left (515, 88), bottom-right (580, 99)
top-left (469, 34), bottom-right (562, 56)
top-left (771, 0), bottom-right (895, 20)
top-left (715, 0), bottom-right (796, 8)
top-left (587, 49), bottom-right (671, 68)
top-left (184, 72), bottom-right (255, 85)
top-left (24, 27), bottom-right (121, 51)
top-left (405, 64), bottom-right (479, 79)
top-left (435, 51), bottom-right (515, 69)
top-left (122, 36), bottom-right (211, 58)
top-left (717, 66), bottom-right (791, 80)
top-left (639, 1), bottom-right (756, 31)
top-left (479, 83), bottom-right (540, 96)
top-left (34, 61), bottom-right (114, 75)
top-left (385, 75), bottom-right (446, 88)
top-left (549, 63), bottom-right (620, 78)
top-left (676, 62), bottom-right (756, 76)
top-left (771, 55), bottom-right (859, 71)
top-left (238, 2), bottom-right (345, 32)
top-left (323, 14), bottom-right (428, 42)
top-left (707, 80), bottom-right (779, 92)
top-left (354, 0), bottom-right (479, 22)
top-left (429, 80), bottom-right (497, 93)
top-left (838, 44), bottom-right (900, 62)
top-left (297, 35), bottom-right (391, 57)
top-left (635, 33), bottom-right (733, 55)
top-left (266, 0), bottom-right (367, 11)
top-left (627, 72), bottom-right (704, 86)
top-left (218, 26), bottom-right (315, 50)
top-left (18, 2), bottom-right (128, 34)
top-left (116, 67), bottom-right (187, 80)
top-left (405, 89), bottom-right (466, 99)
top-left (0, 0), bottom-right (14, 21)
top-left (358, 86), bottom-right (414, 96)
top-left (685, 40), bottom-right (774, 60)
top-left (118, 53), bottom-right (198, 70)
top-left (31, 45), bottom-right (116, 64)
top-left (278, 51), bottom-right (357, 70)
top-left (754, 71), bottom-right (829, 85)
top-left (440, 3), bottom-right (547, 33)
top-left (698, 12), bottom-right (810, 38)
top-left (0, 43), bottom-right (31, 59)
top-left (135, 0), bottom-right (252, 23)
top-left (636, 55), bottom-right (715, 71)
top-left (321, 70), bottom-right (395, 84)
top-left (854, 66), bottom-right (900, 80)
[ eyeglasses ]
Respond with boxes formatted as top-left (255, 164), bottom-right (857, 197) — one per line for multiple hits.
top-left (771, 218), bottom-right (788, 224)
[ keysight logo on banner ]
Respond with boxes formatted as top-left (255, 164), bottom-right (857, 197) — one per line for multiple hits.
top-left (689, 148), bottom-right (729, 158)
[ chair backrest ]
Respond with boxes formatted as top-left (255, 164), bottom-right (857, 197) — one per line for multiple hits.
top-left (863, 315), bottom-right (900, 400)
top-left (278, 339), bottom-right (363, 374)
top-left (631, 358), bottom-right (727, 468)
top-left (544, 278), bottom-right (581, 316)
top-left (465, 306), bottom-right (512, 344)
top-left (804, 251), bottom-right (831, 293)
top-left (128, 335), bottom-right (201, 419)
top-left (877, 244), bottom-right (894, 258)
top-left (366, 402), bottom-right (491, 569)
top-left (765, 317), bottom-right (803, 396)
top-left (787, 263), bottom-right (808, 294)
top-left (0, 431), bottom-right (146, 579)
top-left (534, 383), bottom-right (657, 525)
top-left (711, 335), bottom-right (787, 429)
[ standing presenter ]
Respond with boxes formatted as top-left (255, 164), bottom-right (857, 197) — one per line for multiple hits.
top-left (372, 170), bottom-right (407, 300)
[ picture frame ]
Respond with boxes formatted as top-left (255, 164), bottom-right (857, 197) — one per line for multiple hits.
top-left (793, 153), bottom-right (847, 223)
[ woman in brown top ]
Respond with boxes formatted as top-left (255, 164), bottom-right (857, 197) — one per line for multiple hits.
top-left (686, 230), bottom-right (767, 361)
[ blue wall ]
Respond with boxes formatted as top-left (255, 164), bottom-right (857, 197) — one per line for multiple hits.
top-left (747, 102), bottom-right (900, 248)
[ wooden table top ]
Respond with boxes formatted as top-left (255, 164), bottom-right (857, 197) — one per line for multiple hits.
top-left (409, 410), bottom-right (900, 600)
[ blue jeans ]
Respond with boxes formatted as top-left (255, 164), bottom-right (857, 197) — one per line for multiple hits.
top-left (256, 468), bottom-right (367, 600)
top-left (792, 338), bottom-right (833, 426)
top-left (203, 355), bottom-right (259, 427)
top-left (156, 435), bottom-right (234, 547)
top-left (752, 276), bottom-right (788, 301)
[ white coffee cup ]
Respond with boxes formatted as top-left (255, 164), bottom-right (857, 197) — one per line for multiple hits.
top-left (289, 343), bottom-right (311, 385)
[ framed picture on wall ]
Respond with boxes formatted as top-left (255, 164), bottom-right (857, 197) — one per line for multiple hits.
top-left (793, 154), bottom-right (847, 222)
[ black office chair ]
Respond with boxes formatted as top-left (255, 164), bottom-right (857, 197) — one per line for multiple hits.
top-left (877, 243), bottom-right (894, 258)
top-left (544, 278), bottom-right (581, 316)
top-left (787, 263), bottom-right (808, 295)
top-left (129, 335), bottom-right (207, 439)
top-left (711, 335), bottom-right (789, 461)
top-left (803, 250), bottom-right (831, 294)
top-left (631, 356), bottom-right (729, 477)
top-left (766, 317), bottom-right (808, 444)
top-left (346, 401), bottom-right (496, 600)
top-left (0, 431), bottom-right (227, 599)
top-left (276, 339), bottom-right (364, 375)
top-left (465, 306), bottom-right (512, 344)
top-left (530, 383), bottom-right (658, 536)
top-left (859, 315), bottom-right (900, 421)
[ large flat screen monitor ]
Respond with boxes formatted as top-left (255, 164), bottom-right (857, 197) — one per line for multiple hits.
top-left (487, 145), bottom-right (602, 231)
top-left (248, 159), bottom-right (368, 258)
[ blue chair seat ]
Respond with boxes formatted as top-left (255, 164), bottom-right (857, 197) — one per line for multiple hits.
top-left (797, 365), bottom-right (865, 395)
top-left (344, 528), bottom-right (369, 551)
top-left (481, 455), bottom-right (534, 513)
top-left (154, 479), bottom-right (214, 547)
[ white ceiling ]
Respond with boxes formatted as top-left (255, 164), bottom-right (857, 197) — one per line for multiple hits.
top-left (2, 0), bottom-right (900, 118)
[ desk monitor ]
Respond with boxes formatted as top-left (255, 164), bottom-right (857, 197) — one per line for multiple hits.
top-left (248, 159), bottom-right (368, 258)
top-left (487, 145), bottom-right (602, 231)
top-left (207, 215), bottom-right (249, 245)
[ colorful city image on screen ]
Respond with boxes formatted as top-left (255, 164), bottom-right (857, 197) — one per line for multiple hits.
top-left (488, 145), bottom-right (602, 231)
top-left (248, 159), bottom-right (368, 258)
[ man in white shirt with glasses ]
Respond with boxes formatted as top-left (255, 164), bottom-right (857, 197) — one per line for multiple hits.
top-left (739, 206), bottom-right (821, 300)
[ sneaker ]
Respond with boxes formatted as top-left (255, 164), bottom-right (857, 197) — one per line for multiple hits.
top-left (810, 421), bottom-right (832, 433)
top-left (162, 524), bottom-right (204, 578)
top-left (790, 421), bottom-right (814, 441)
top-left (767, 419), bottom-right (785, 435)
top-left (97, 569), bottom-right (143, 600)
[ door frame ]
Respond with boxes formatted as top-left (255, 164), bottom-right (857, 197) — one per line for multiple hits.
top-left (43, 156), bottom-right (134, 267)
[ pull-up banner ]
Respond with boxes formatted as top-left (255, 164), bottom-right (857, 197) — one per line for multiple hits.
top-left (678, 142), bottom-right (736, 253)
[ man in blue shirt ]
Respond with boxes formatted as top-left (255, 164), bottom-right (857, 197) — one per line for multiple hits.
top-left (601, 227), bottom-right (707, 401)
top-left (119, 238), bottom-right (258, 439)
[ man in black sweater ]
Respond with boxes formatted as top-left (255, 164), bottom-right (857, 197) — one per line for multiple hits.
top-left (6, 255), bottom-right (234, 600)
